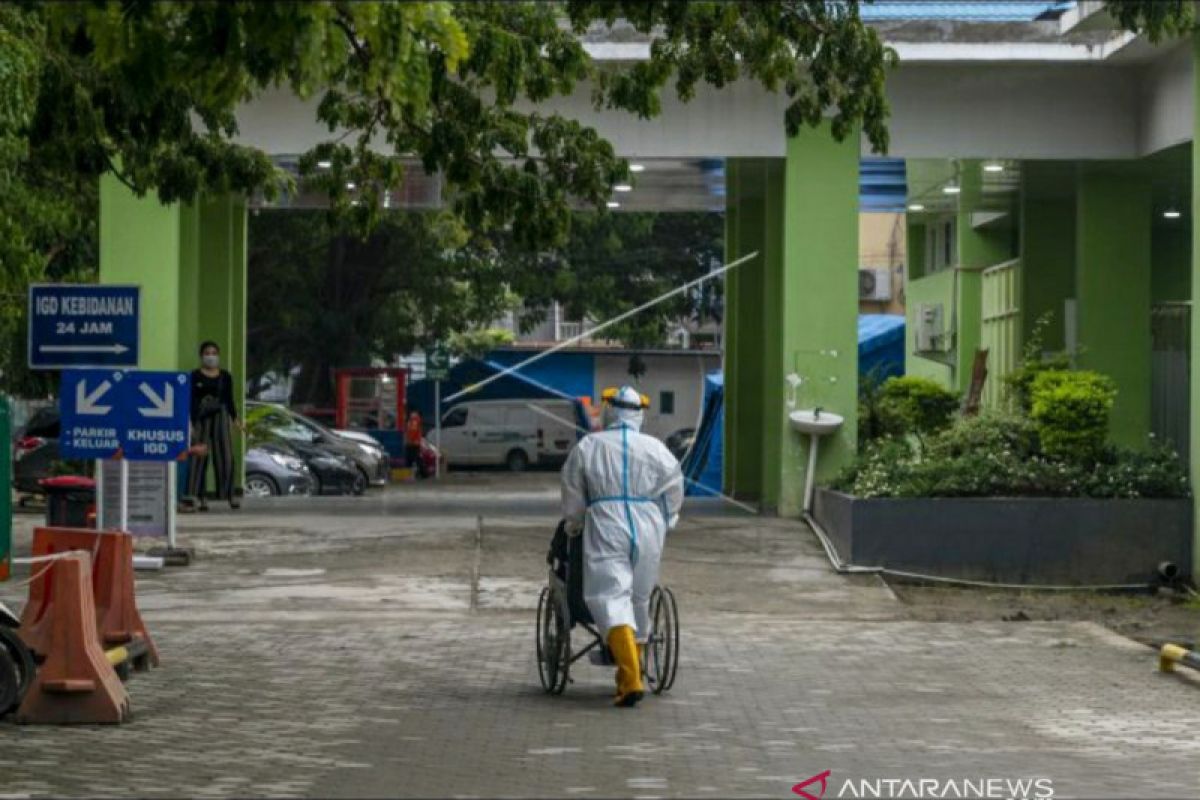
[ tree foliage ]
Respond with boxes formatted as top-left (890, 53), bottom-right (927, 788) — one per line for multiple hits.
top-left (2, 1), bottom-right (894, 391)
top-left (1105, 0), bottom-right (1196, 43)
top-left (248, 209), bottom-right (723, 404)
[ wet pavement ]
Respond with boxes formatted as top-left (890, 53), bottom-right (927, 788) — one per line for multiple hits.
top-left (2, 474), bottom-right (1198, 798)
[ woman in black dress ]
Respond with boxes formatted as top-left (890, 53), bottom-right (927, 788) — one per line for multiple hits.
top-left (184, 341), bottom-right (243, 511)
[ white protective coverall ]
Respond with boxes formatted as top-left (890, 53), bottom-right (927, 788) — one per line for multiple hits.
top-left (561, 389), bottom-right (684, 641)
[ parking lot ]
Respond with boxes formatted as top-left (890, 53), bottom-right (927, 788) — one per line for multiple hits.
top-left (0, 474), bottom-right (1197, 798)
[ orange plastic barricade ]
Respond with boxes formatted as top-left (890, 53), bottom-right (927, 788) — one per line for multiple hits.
top-left (16, 552), bottom-right (131, 724)
top-left (18, 527), bottom-right (158, 668)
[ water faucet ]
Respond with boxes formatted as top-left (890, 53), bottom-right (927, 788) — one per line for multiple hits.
top-left (785, 373), bottom-right (803, 409)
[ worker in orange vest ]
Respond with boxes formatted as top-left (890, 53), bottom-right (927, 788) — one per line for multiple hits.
top-left (405, 411), bottom-right (424, 474)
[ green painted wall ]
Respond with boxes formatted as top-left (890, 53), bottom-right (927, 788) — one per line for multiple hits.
top-left (1152, 221), bottom-right (1191, 302)
top-left (906, 220), bottom-right (927, 281)
top-left (100, 178), bottom-right (248, 485)
top-left (777, 125), bottom-right (859, 516)
top-left (724, 125), bottom-right (858, 515)
top-left (1075, 163), bottom-right (1152, 449)
top-left (955, 161), bottom-right (1015, 389)
top-left (1190, 32), bottom-right (1200, 577)
top-left (1020, 162), bottom-right (1076, 351)
top-left (904, 268), bottom-right (957, 387)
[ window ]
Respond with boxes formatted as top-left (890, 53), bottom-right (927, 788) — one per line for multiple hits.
top-left (924, 216), bottom-right (958, 274)
top-left (442, 408), bottom-right (467, 428)
top-left (659, 391), bottom-right (676, 415)
top-left (472, 406), bottom-right (504, 426)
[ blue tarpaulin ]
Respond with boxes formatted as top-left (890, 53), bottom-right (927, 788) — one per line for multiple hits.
top-left (859, 314), bottom-right (906, 383)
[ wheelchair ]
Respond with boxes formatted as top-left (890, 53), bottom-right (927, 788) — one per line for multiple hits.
top-left (536, 520), bottom-right (679, 695)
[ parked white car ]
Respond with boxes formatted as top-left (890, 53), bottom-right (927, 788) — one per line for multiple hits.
top-left (438, 399), bottom-right (581, 471)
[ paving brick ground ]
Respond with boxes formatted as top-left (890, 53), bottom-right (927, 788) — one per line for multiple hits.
top-left (2, 475), bottom-right (1198, 798)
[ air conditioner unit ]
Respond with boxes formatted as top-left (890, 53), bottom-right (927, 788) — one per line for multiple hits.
top-left (858, 268), bottom-right (892, 301)
top-left (915, 303), bottom-right (948, 352)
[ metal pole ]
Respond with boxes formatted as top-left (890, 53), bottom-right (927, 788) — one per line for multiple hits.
top-left (167, 462), bottom-right (177, 549)
top-left (95, 459), bottom-right (105, 530)
top-left (119, 458), bottom-right (129, 532)
top-left (434, 379), bottom-right (442, 480)
top-left (444, 250), bottom-right (759, 403)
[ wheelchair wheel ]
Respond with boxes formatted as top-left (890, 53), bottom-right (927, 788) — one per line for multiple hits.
top-left (536, 586), bottom-right (570, 694)
top-left (645, 586), bottom-right (679, 694)
top-left (0, 628), bottom-right (34, 715)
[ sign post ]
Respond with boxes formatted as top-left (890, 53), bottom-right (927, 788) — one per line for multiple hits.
top-left (426, 345), bottom-right (450, 480)
top-left (60, 369), bottom-right (191, 562)
top-left (28, 285), bottom-right (139, 370)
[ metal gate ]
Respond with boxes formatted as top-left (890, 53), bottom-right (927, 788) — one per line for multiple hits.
top-left (1151, 302), bottom-right (1190, 462)
top-left (980, 259), bottom-right (1021, 409)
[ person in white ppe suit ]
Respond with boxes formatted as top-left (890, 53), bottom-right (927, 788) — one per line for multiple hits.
top-left (561, 385), bottom-right (684, 707)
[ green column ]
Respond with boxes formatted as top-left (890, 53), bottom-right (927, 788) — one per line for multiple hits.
top-left (1076, 163), bottom-right (1151, 449)
top-left (0, 398), bottom-right (9, 582)
top-left (1190, 32), bottom-right (1200, 576)
top-left (723, 159), bottom-right (777, 501)
top-left (1020, 162), bottom-right (1076, 351)
top-left (776, 125), bottom-right (859, 516)
top-left (100, 178), bottom-right (248, 486)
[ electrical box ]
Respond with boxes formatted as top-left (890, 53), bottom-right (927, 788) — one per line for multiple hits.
top-left (858, 268), bottom-right (892, 301)
top-left (915, 303), bottom-right (948, 352)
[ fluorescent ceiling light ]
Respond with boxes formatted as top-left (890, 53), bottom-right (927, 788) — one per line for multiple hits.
top-left (943, 184), bottom-right (961, 195)
top-left (629, 164), bottom-right (646, 173)
top-left (606, 201), bottom-right (620, 209)
top-left (907, 203), bottom-right (925, 212)
top-left (346, 182), bottom-right (356, 190)
top-left (1163, 209), bottom-right (1182, 219)
top-left (983, 163), bottom-right (1004, 173)
top-left (317, 160), bottom-right (332, 169)
top-left (614, 184), bottom-right (633, 192)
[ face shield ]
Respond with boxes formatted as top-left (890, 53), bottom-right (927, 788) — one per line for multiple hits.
top-left (601, 386), bottom-right (650, 431)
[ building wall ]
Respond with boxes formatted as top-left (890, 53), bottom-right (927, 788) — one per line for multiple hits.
top-left (859, 213), bottom-right (906, 315)
top-left (593, 353), bottom-right (720, 440)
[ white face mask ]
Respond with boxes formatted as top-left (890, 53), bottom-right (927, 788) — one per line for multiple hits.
top-left (202, 354), bottom-right (220, 369)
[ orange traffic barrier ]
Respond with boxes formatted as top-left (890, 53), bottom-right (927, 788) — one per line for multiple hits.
top-left (16, 552), bottom-right (131, 724)
top-left (19, 527), bottom-right (158, 668)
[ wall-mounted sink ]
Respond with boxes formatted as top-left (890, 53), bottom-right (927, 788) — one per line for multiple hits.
top-left (789, 409), bottom-right (844, 436)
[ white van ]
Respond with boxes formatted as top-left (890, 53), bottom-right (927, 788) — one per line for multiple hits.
top-left (438, 399), bottom-right (581, 471)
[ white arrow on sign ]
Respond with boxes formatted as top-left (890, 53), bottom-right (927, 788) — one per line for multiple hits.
top-left (138, 382), bottom-right (174, 418)
top-left (76, 379), bottom-right (113, 416)
top-left (40, 344), bottom-right (130, 354)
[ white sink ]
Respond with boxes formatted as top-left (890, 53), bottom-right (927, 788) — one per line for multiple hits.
top-left (789, 409), bottom-right (844, 436)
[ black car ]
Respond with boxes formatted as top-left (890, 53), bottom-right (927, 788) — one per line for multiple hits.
top-left (245, 445), bottom-right (314, 497)
top-left (252, 437), bottom-right (363, 496)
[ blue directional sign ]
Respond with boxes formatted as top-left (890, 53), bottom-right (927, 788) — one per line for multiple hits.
top-left (59, 369), bottom-right (191, 461)
top-left (29, 284), bottom-right (139, 370)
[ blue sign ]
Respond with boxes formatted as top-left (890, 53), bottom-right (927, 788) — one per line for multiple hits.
top-left (29, 284), bottom-right (139, 370)
top-left (60, 370), bottom-right (191, 461)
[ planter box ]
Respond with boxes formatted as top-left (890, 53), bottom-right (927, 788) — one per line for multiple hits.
top-left (812, 488), bottom-right (1193, 586)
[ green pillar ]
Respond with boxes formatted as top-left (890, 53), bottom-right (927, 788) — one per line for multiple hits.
top-left (1020, 162), bottom-right (1076, 351)
top-left (776, 125), bottom-right (860, 516)
top-left (0, 398), bottom-right (9, 582)
top-left (725, 127), bottom-right (858, 515)
top-left (1190, 32), bottom-right (1200, 577)
top-left (723, 159), bottom-right (779, 502)
top-left (100, 178), bottom-right (248, 484)
top-left (1076, 163), bottom-right (1151, 449)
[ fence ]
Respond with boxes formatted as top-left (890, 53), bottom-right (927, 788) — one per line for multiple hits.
top-left (980, 259), bottom-right (1021, 409)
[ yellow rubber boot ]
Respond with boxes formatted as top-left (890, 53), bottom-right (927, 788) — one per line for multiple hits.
top-left (607, 625), bottom-right (644, 707)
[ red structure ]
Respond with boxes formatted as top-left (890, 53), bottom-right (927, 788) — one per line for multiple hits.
top-left (333, 367), bottom-right (408, 432)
